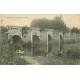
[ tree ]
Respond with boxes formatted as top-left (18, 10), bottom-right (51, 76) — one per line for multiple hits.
top-left (22, 26), bottom-right (29, 35)
top-left (31, 19), bottom-right (38, 28)
top-left (51, 16), bottom-right (67, 31)
top-left (31, 16), bottom-right (69, 32)
top-left (31, 18), bottom-right (51, 29)
top-left (1, 26), bottom-right (8, 33)
top-left (71, 27), bottom-right (80, 34)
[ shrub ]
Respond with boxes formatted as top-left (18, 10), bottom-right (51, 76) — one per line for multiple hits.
top-left (33, 48), bottom-right (47, 56)
top-left (66, 49), bottom-right (80, 59)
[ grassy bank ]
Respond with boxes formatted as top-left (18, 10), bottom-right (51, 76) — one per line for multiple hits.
top-left (0, 30), bottom-right (29, 65)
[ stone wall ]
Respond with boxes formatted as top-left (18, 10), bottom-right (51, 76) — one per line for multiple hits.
top-left (8, 27), bottom-right (80, 54)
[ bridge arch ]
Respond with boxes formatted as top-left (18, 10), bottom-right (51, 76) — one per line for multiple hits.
top-left (8, 27), bottom-right (22, 39)
top-left (48, 34), bottom-right (53, 53)
top-left (59, 34), bottom-right (64, 51)
top-left (32, 34), bottom-right (41, 55)
top-left (32, 35), bottom-right (40, 44)
top-left (48, 35), bottom-right (53, 42)
top-left (9, 35), bottom-right (23, 50)
top-left (11, 35), bottom-right (22, 44)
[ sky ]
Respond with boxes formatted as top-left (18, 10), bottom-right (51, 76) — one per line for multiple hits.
top-left (0, 14), bottom-right (80, 29)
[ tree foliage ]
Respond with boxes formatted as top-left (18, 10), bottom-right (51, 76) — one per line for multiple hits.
top-left (71, 27), bottom-right (80, 34)
top-left (51, 16), bottom-right (67, 31)
top-left (31, 18), bottom-right (51, 29)
top-left (1, 26), bottom-right (8, 33)
top-left (22, 26), bottom-right (29, 35)
top-left (31, 16), bottom-right (70, 31)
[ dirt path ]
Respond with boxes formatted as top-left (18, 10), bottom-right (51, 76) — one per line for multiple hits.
top-left (20, 56), bottom-right (41, 65)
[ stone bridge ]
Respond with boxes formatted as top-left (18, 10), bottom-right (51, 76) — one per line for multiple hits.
top-left (7, 26), bottom-right (80, 54)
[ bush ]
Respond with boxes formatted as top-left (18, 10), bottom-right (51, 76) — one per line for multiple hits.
top-left (13, 57), bottom-right (30, 65)
top-left (66, 49), bottom-right (80, 59)
top-left (33, 48), bottom-right (47, 56)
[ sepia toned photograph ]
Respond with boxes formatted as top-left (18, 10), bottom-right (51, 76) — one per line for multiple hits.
top-left (0, 14), bottom-right (80, 65)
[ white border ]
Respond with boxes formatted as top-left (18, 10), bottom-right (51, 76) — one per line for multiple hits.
top-left (0, 0), bottom-right (80, 14)
top-left (0, 65), bottom-right (80, 80)
top-left (0, 0), bottom-right (80, 80)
